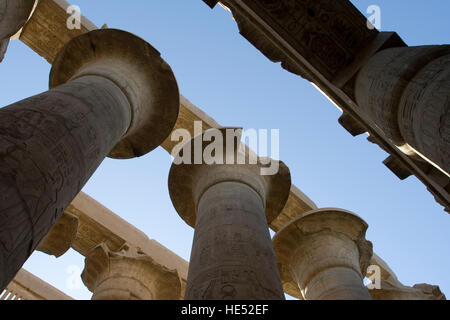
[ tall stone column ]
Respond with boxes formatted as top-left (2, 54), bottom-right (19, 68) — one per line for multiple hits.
top-left (82, 243), bottom-right (181, 300)
top-left (355, 45), bottom-right (450, 174)
top-left (0, 28), bottom-right (180, 290)
top-left (0, 0), bottom-right (36, 62)
top-left (168, 128), bottom-right (291, 300)
top-left (273, 208), bottom-right (373, 300)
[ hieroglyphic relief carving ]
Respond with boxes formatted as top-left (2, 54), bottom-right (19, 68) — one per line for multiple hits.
top-left (221, 0), bottom-right (377, 80)
top-left (207, 0), bottom-right (450, 212)
top-left (0, 76), bottom-right (131, 289)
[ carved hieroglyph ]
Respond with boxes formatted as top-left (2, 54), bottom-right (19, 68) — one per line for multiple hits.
top-left (82, 243), bottom-right (181, 300)
top-left (16, 0), bottom-right (319, 235)
top-left (367, 254), bottom-right (446, 300)
top-left (36, 192), bottom-right (189, 299)
top-left (0, 28), bottom-right (179, 290)
top-left (273, 208), bottom-right (373, 300)
top-left (356, 45), bottom-right (450, 174)
top-left (169, 128), bottom-right (291, 299)
top-left (204, 0), bottom-right (450, 212)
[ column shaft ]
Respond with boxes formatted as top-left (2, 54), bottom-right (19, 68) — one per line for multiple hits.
top-left (290, 231), bottom-right (371, 300)
top-left (273, 209), bottom-right (373, 300)
top-left (304, 267), bottom-right (371, 300)
top-left (355, 46), bottom-right (450, 173)
top-left (186, 181), bottom-right (284, 300)
top-left (0, 0), bottom-right (36, 62)
top-left (0, 75), bottom-right (131, 288)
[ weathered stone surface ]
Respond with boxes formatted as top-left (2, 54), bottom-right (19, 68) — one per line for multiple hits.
top-left (0, 75), bottom-right (130, 290)
top-left (36, 211), bottom-right (79, 258)
top-left (20, 0), bottom-right (97, 63)
top-left (220, 0), bottom-right (378, 80)
top-left (0, 0), bottom-right (36, 40)
top-left (169, 128), bottom-right (291, 300)
top-left (206, 0), bottom-right (450, 212)
top-left (383, 155), bottom-right (413, 180)
top-left (0, 29), bottom-right (179, 290)
top-left (16, 0), bottom-right (320, 234)
top-left (3, 268), bottom-right (73, 300)
top-left (356, 45), bottom-right (450, 174)
top-left (0, 0), bottom-right (36, 62)
top-left (370, 279), bottom-right (446, 300)
top-left (67, 192), bottom-right (189, 299)
top-left (368, 253), bottom-right (446, 300)
top-left (273, 208), bottom-right (373, 300)
top-left (50, 29), bottom-right (180, 158)
top-left (82, 243), bottom-right (181, 300)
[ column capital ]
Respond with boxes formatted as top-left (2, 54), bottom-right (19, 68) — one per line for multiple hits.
top-left (273, 208), bottom-right (373, 299)
top-left (36, 211), bottom-right (79, 257)
top-left (82, 243), bottom-right (181, 300)
top-left (50, 28), bottom-right (180, 159)
top-left (168, 127), bottom-right (291, 227)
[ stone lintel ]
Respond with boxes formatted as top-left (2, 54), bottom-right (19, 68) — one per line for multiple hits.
top-left (68, 192), bottom-right (189, 298)
top-left (368, 253), bottom-right (446, 300)
top-left (4, 269), bottom-right (73, 300)
top-left (16, 0), bottom-right (319, 231)
top-left (369, 279), bottom-right (446, 300)
top-left (212, 0), bottom-right (450, 212)
top-left (19, 0), bottom-right (97, 63)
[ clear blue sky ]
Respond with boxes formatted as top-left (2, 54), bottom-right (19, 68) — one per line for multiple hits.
top-left (0, 1), bottom-right (449, 300)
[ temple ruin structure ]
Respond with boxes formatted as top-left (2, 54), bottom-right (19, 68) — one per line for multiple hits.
top-left (0, 0), bottom-right (447, 300)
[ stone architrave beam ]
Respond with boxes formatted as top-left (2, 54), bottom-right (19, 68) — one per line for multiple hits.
top-left (3, 268), bottom-right (73, 300)
top-left (368, 253), bottom-right (446, 300)
top-left (66, 192), bottom-right (190, 299)
top-left (203, 0), bottom-right (450, 212)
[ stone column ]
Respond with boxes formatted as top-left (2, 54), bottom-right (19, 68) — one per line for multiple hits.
top-left (0, 28), bottom-right (180, 290)
top-left (82, 243), bottom-right (181, 300)
top-left (355, 45), bottom-right (450, 174)
top-left (0, 0), bottom-right (36, 62)
top-left (273, 208), bottom-right (373, 300)
top-left (168, 128), bottom-right (291, 300)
